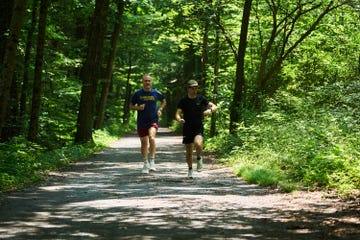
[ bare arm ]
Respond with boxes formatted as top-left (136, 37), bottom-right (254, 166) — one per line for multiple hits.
top-left (204, 102), bottom-right (218, 116)
top-left (175, 108), bottom-right (185, 124)
top-left (157, 99), bottom-right (167, 117)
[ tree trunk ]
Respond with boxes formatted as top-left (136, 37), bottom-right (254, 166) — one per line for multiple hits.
top-left (0, 0), bottom-right (26, 140)
top-left (28, 0), bottom-right (48, 141)
top-left (95, 0), bottom-right (125, 130)
top-left (200, 0), bottom-right (211, 93)
top-left (229, 0), bottom-right (252, 134)
top-left (183, 43), bottom-right (199, 81)
top-left (74, 0), bottom-right (109, 143)
top-left (210, 0), bottom-right (221, 138)
top-left (20, 0), bottom-right (38, 117)
top-left (122, 51), bottom-right (132, 124)
top-left (1, 74), bottom-right (20, 140)
top-left (0, 0), bottom-right (14, 64)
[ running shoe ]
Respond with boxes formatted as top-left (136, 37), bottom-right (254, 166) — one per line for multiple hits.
top-left (141, 162), bottom-right (150, 174)
top-left (188, 169), bottom-right (193, 179)
top-left (149, 159), bottom-right (156, 172)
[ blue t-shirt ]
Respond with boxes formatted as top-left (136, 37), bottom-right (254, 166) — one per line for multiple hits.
top-left (130, 88), bottom-right (165, 128)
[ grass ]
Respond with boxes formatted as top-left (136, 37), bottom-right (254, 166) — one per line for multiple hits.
top-left (0, 125), bottom-right (129, 193)
top-left (236, 165), bottom-right (281, 186)
top-left (206, 82), bottom-right (360, 198)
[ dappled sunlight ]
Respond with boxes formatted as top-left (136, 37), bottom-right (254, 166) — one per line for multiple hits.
top-left (0, 128), bottom-right (359, 239)
top-left (39, 181), bottom-right (116, 192)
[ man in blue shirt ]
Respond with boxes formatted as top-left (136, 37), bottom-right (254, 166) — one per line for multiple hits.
top-left (130, 74), bottom-right (166, 173)
top-left (175, 80), bottom-right (217, 178)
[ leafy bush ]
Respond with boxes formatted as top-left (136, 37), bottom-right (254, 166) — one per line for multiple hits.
top-left (0, 126), bottom-right (126, 193)
top-left (208, 81), bottom-right (359, 197)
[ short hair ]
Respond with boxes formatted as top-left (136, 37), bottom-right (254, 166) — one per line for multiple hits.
top-left (143, 74), bottom-right (152, 80)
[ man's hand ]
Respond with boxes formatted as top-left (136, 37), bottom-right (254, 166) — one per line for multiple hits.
top-left (177, 118), bottom-right (185, 124)
top-left (137, 104), bottom-right (145, 111)
top-left (204, 109), bottom-right (212, 116)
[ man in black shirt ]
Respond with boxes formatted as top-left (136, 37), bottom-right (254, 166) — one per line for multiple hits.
top-left (175, 80), bottom-right (217, 178)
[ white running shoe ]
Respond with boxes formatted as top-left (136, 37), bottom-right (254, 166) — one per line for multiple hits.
top-left (188, 169), bottom-right (193, 179)
top-left (149, 159), bottom-right (156, 172)
top-left (197, 158), bottom-right (203, 172)
top-left (141, 162), bottom-right (150, 174)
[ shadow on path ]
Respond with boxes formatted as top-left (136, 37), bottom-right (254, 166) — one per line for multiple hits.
top-left (0, 128), bottom-right (359, 239)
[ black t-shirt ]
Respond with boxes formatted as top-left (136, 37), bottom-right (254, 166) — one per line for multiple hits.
top-left (177, 95), bottom-right (209, 128)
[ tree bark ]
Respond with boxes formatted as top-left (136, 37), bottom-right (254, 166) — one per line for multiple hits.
top-left (28, 0), bottom-right (48, 141)
top-left (229, 0), bottom-right (252, 134)
top-left (20, 0), bottom-right (38, 117)
top-left (95, 0), bottom-right (125, 130)
top-left (75, 0), bottom-right (109, 143)
top-left (199, 0), bottom-right (212, 93)
top-left (0, 0), bottom-right (26, 140)
top-left (0, 0), bottom-right (14, 64)
top-left (122, 51), bottom-right (132, 124)
top-left (210, 0), bottom-right (221, 137)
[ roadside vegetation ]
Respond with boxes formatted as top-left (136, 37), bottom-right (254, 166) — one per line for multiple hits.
top-left (0, 125), bottom-right (130, 192)
top-left (206, 81), bottom-right (359, 198)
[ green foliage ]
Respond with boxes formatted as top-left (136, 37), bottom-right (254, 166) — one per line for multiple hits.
top-left (169, 120), bottom-right (183, 134)
top-left (0, 127), bottom-right (127, 193)
top-left (208, 81), bottom-right (360, 197)
top-left (235, 164), bottom-right (282, 187)
top-left (93, 123), bottom-right (133, 147)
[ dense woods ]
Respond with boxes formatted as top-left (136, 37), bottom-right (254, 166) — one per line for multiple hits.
top-left (0, 0), bottom-right (359, 197)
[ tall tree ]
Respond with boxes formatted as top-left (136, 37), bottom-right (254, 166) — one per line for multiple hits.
top-left (210, 0), bottom-right (221, 137)
top-left (199, 0), bottom-right (212, 91)
top-left (95, 0), bottom-right (125, 129)
top-left (0, 0), bottom-right (14, 65)
top-left (20, 0), bottom-right (38, 117)
top-left (122, 51), bottom-right (132, 124)
top-left (253, 0), bottom-right (346, 107)
top-left (28, 0), bottom-right (48, 141)
top-left (75, 0), bottom-right (109, 143)
top-left (229, 0), bottom-right (252, 133)
top-left (0, 0), bottom-right (26, 140)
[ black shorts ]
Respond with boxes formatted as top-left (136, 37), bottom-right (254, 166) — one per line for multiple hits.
top-left (182, 124), bottom-right (204, 144)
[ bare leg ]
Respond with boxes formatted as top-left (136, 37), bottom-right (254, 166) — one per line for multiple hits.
top-left (140, 136), bottom-right (149, 161)
top-left (193, 135), bottom-right (203, 159)
top-left (148, 127), bottom-right (157, 159)
top-left (185, 143), bottom-right (194, 169)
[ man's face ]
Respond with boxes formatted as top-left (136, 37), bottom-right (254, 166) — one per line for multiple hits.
top-left (142, 76), bottom-right (152, 91)
top-left (188, 86), bottom-right (198, 92)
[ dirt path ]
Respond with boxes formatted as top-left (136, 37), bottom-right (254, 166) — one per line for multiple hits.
top-left (0, 128), bottom-right (359, 239)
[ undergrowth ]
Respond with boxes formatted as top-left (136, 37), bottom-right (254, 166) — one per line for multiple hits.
top-left (0, 125), bottom-right (129, 193)
top-left (207, 82), bottom-right (360, 198)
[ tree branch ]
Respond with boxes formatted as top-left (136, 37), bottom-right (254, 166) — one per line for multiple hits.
top-left (213, 18), bottom-right (238, 58)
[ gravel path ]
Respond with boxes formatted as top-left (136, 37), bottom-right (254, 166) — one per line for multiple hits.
top-left (0, 128), bottom-right (359, 239)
